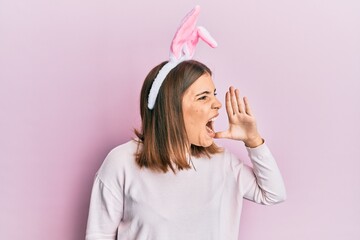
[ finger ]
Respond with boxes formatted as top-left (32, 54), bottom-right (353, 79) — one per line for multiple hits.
top-left (229, 87), bottom-right (239, 114)
top-left (243, 96), bottom-right (254, 116)
top-left (235, 88), bottom-right (245, 113)
top-left (225, 92), bottom-right (234, 117)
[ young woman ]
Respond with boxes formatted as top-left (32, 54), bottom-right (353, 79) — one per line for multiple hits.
top-left (86, 6), bottom-right (286, 240)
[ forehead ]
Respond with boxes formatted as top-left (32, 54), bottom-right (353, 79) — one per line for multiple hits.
top-left (185, 73), bottom-right (215, 95)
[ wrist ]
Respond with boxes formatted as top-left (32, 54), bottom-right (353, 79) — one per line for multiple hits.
top-left (244, 135), bottom-right (264, 148)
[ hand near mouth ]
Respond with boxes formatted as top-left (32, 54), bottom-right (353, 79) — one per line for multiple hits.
top-left (215, 86), bottom-right (264, 148)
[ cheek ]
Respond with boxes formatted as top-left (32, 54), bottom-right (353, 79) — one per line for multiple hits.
top-left (188, 109), bottom-right (203, 125)
top-left (184, 109), bottom-right (200, 132)
top-left (182, 101), bottom-right (208, 135)
top-left (189, 111), bottom-right (208, 139)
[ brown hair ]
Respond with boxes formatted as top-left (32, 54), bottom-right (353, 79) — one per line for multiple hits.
top-left (134, 60), bottom-right (222, 173)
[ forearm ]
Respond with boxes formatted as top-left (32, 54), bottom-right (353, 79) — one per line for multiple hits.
top-left (245, 143), bottom-right (286, 204)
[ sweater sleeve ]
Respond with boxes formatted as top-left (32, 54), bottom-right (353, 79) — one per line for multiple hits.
top-left (86, 175), bottom-right (123, 240)
top-left (231, 143), bottom-right (286, 205)
top-left (85, 175), bottom-right (123, 240)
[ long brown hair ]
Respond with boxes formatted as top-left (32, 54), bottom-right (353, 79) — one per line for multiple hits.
top-left (134, 60), bottom-right (222, 173)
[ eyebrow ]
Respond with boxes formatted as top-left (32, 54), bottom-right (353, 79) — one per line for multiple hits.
top-left (195, 89), bottom-right (216, 97)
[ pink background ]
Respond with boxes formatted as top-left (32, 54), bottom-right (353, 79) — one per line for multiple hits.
top-left (1, 0), bottom-right (359, 239)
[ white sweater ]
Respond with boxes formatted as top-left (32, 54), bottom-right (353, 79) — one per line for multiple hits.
top-left (86, 140), bottom-right (286, 240)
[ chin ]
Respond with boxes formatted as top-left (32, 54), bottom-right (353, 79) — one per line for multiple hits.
top-left (189, 134), bottom-right (214, 148)
top-left (197, 139), bottom-right (214, 148)
top-left (192, 143), bottom-right (212, 148)
top-left (202, 143), bottom-right (213, 148)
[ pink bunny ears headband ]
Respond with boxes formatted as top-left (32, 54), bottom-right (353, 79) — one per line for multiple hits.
top-left (147, 5), bottom-right (218, 109)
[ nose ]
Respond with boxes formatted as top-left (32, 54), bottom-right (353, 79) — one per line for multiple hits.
top-left (212, 96), bottom-right (222, 110)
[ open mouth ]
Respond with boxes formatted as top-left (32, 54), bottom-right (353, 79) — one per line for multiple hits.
top-left (206, 116), bottom-right (217, 137)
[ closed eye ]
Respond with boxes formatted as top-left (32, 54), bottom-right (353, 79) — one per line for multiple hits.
top-left (198, 95), bottom-right (208, 100)
top-left (196, 89), bottom-right (217, 101)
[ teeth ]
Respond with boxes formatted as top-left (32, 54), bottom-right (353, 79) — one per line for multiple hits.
top-left (209, 117), bottom-right (217, 122)
top-left (206, 126), bottom-right (214, 133)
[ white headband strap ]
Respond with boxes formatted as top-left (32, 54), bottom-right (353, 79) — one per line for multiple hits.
top-left (147, 5), bottom-right (217, 109)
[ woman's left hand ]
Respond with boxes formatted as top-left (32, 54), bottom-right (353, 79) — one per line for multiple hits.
top-left (215, 86), bottom-right (264, 148)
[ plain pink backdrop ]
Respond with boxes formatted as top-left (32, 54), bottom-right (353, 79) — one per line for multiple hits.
top-left (1, 0), bottom-right (359, 239)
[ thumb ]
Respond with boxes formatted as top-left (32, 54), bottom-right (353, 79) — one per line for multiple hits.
top-left (214, 130), bottom-right (230, 139)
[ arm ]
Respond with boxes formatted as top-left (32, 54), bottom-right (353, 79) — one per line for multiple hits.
top-left (86, 154), bottom-right (123, 240)
top-left (216, 86), bottom-right (286, 204)
top-left (235, 143), bottom-right (286, 204)
top-left (85, 175), bottom-right (123, 240)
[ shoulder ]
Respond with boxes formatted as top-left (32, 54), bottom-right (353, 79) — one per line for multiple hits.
top-left (207, 147), bottom-right (240, 172)
top-left (106, 139), bottom-right (139, 163)
top-left (211, 147), bottom-right (237, 162)
top-left (97, 139), bottom-right (139, 183)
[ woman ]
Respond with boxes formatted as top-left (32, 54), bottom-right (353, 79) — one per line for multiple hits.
top-left (86, 6), bottom-right (286, 240)
top-left (85, 60), bottom-right (286, 240)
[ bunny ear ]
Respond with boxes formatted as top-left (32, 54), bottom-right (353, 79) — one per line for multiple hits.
top-left (197, 26), bottom-right (218, 48)
top-left (182, 26), bottom-right (218, 59)
top-left (170, 5), bottom-right (201, 60)
top-left (148, 5), bottom-right (217, 109)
